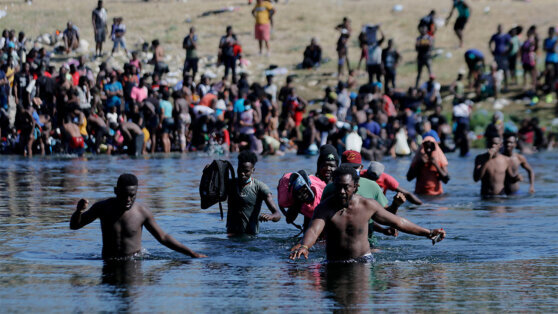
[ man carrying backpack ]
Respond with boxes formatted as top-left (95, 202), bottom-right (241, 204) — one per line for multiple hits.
top-left (201, 150), bottom-right (281, 235)
top-left (227, 150), bottom-right (281, 235)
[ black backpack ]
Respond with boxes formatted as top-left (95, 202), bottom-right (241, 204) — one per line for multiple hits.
top-left (199, 160), bottom-right (236, 220)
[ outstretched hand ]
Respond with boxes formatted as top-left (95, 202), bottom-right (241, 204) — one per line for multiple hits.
top-left (289, 244), bottom-right (308, 260)
top-left (428, 228), bottom-right (446, 245)
top-left (193, 252), bottom-right (208, 258)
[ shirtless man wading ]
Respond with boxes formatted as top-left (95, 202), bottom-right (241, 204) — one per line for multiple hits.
top-left (474, 136), bottom-right (521, 197)
top-left (503, 133), bottom-right (535, 194)
top-left (70, 173), bottom-right (206, 259)
top-left (289, 166), bottom-right (446, 262)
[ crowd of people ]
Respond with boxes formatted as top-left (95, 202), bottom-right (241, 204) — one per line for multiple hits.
top-left (0, 0), bottom-right (556, 160)
top-left (71, 134), bottom-right (534, 262)
top-left (0, 0), bottom-right (528, 265)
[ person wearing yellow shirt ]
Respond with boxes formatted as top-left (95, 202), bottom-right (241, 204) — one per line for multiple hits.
top-left (252, 0), bottom-right (275, 55)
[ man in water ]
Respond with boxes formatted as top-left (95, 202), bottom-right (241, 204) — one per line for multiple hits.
top-left (321, 150), bottom-right (405, 237)
top-left (363, 161), bottom-right (423, 205)
top-left (290, 166), bottom-right (446, 262)
top-left (315, 144), bottom-right (339, 184)
top-left (503, 133), bottom-right (535, 194)
top-left (474, 136), bottom-right (521, 197)
top-left (226, 150), bottom-right (281, 235)
top-left (70, 173), bottom-right (207, 259)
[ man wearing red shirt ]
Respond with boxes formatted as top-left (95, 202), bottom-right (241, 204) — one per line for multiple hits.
top-left (362, 161), bottom-right (423, 205)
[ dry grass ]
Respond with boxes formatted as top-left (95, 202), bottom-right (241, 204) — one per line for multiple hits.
top-left (2, 0), bottom-right (558, 121)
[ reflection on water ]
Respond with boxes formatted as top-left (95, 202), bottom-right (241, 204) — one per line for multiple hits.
top-left (0, 151), bottom-right (557, 311)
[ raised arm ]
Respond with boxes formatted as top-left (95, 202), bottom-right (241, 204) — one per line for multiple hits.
top-left (473, 154), bottom-right (490, 182)
top-left (70, 199), bottom-right (100, 230)
top-left (143, 207), bottom-right (207, 258)
top-left (260, 193), bottom-right (282, 222)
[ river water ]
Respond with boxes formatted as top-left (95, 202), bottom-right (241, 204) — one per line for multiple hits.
top-left (0, 151), bottom-right (557, 312)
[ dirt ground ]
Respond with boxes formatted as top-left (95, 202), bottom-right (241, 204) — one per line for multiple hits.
top-left (3, 0), bottom-right (558, 125)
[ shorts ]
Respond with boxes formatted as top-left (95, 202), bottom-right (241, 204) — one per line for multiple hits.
top-left (184, 58), bottom-right (199, 75)
top-left (417, 57), bottom-right (431, 69)
top-left (112, 37), bottom-right (127, 50)
top-left (146, 116), bottom-right (159, 132)
top-left (130, 133), bottom-right (144, 156)
top-left (255, 23), bottom-right (270, 41)
top-left (95, 28), bottom-right (106, 43)
top-left (454, 16), bottom-right (468, 31)
top-left (162, 117), bottom-right (174, 133)
top-left (523, 63), bottom-right (535, 71)
top-left (367, 64), bottom-right (382, 76)
top-left (360, 46), bottom-right (368, 60)
top-left (69, 136), bottom-right (85, 156)
top-left (338, 57), bottom-right (346, 65)
top-left (70, 136), bottom-right (84, 149)
top-left (494, 54), bottom-right (509, 71)
top-left (325, 253), bottom-right (375, 264)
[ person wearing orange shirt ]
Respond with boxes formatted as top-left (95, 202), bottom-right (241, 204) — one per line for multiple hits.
top-left (406, 136), bottom-right (450, 195)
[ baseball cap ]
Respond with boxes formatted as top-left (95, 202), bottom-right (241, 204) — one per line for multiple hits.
top-left (366, 161), bottom-right (385, 181)
top-left (341, 150), bottom-right (362, 168)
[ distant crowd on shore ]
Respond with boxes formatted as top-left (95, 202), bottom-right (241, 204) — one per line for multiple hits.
top-left (0, 0), bottom-right (557, 158)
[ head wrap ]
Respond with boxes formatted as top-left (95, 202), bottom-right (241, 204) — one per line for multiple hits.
top-left (412, 136), bottom-right (448, 168)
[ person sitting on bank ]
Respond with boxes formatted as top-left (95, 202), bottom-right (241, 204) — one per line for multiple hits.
top-left (226, 150), bottom-right (281, 236)
top-left (407, 136), bottom-right (450, 196)
top-left (63, 21), bottom-right (80, 54)
top-left (70, 173), bottom-right (207, 259)
top-left (301, 38), bottom-right (322, 69)
top-left (290, 166), bottom-right (446, 262)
